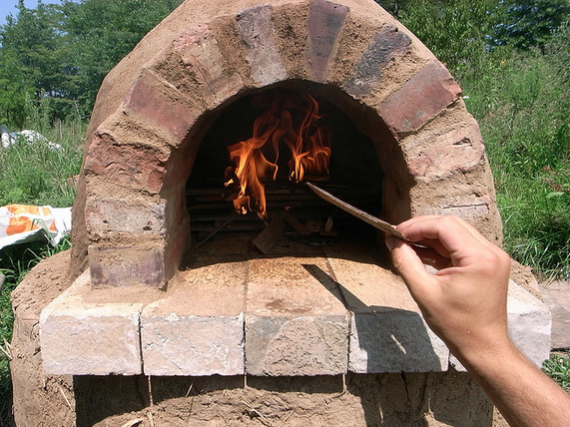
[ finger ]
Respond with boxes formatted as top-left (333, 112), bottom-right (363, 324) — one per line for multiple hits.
top-left (410, 245), bottom-right (452, 270)
top-left (386, 236), bottom-right (438, 302)
top-left (397, 216), bottom-right (485, 261)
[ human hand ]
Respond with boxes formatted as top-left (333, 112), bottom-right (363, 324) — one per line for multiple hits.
top-left (385, 215), bottom-right (512, 362)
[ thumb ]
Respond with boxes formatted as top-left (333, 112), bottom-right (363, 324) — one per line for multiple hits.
top-left (385, 236), bottom-right (435, 301)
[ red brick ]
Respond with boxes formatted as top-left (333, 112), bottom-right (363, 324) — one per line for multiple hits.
top-left (407, 123), bottom-right (486, 179)
top-left (306, 0), bottom-right (349, 82)
top-left (84, 134), bottom-right (168, 194)
top-left (234, 4), bottom-right (286, 86)
top-left (89, 243), bottom-right (167, 288)
top-left (123, 68), bottom-right (199, 147)
top-left (344, 25), bottom-right (411, 98)
top-left (379, 60), bottom-right (462, 135)
top-left (174, 25), bottom-right (244, 108)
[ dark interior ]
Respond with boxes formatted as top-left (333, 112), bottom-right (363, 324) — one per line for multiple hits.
top-left (186, 87), bottom-right (384, 245)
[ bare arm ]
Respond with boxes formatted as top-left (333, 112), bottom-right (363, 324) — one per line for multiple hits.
top-left (385, 215), bottom-right (570, 427)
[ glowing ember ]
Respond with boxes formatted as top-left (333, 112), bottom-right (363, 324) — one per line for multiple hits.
top-left (225, 91), bottom-right (331, 220)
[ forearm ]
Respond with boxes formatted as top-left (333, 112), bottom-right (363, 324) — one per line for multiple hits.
top-left (456, 340), bottom-right (570, 427)
top-left (387, 216), bottom-right (570, 425)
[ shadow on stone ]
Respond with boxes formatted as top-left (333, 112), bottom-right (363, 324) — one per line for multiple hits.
top-left (302, 263), bottom-right (493, 427)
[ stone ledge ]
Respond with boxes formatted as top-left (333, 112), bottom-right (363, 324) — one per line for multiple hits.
top-left (40, 254), bottom-right (551, 377)
top-left (39, 272), bottom-right (145, 375)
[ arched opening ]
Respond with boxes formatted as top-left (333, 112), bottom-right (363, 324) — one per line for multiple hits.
top-left (185, 84), bottom-right (387, 252)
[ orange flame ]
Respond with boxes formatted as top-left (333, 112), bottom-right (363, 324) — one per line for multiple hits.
top-left (225, 92), bottom-right (331, 219)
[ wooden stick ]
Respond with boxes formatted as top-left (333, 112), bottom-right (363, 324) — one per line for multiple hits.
top-left (306, 182), bottom-right (409, 241)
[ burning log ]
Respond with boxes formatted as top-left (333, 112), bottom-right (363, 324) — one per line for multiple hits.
top-left (252, 212), bottom-right (287, 254)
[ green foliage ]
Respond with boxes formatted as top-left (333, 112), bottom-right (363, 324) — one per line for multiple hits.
top-left (461, 48), bottom-right (570, 276)
top-left (59, 0), bottom-right (183, 115)
top-left (0, 238), bottom-right (71, 426)
top-left (547, 21), bottom-right (570, 83)
top-left (0, 99), bottom-right (84, 208)
top-left (493, 0), bottom-right (570, 49)
top-left (0, 48), bottom-right (34, 127)
top-left (543, 351), bottom-right (570, 392)
top-left (395, 0), bottom-right (504, 80)
top-left (0, 0), bottom-right (183, 125)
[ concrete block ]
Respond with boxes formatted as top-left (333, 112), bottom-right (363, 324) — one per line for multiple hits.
top-left (141, 260), bottom-right (247, 375)
top-left (85, 196), bottom-right (167, 238)
top-left (344, 24), bottom-right (411, 98)
top-left (324, 244), bottom-right (449, 373)
top-left (378, 59), bottom-right (462, 135)
top-left (235, 4), bottom-right (287, 86)
top-left (306, 0), bottom-right (349, 82)
top-left (245, 257), bottom-right (349, 376)
top-left (40, 271), bottom-right (143, 375)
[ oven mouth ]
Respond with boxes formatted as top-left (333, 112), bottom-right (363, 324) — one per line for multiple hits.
top-left (186, 86), bottom-right (384, 253)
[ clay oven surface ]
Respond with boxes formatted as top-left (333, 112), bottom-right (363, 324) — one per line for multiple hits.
top-left (13, 2), bottom-right (552, 425)
top-left (69, 0), bottom-right (502, 289)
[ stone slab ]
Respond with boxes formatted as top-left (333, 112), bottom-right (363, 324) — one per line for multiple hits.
top-left (245, 257), bottom-right (349, 376)
top-left (141, 260), bottom-right (247, 376)
top-left (451, 280), bottom-right (552, 371)
top-left (324, 245), bottom-right (449, 373)
top-left (541, 279), bottom-right (570, 349)
top-left (507, 280), bottom-right (552, 365)
top-left (40, 271), bottom-right (144, 375)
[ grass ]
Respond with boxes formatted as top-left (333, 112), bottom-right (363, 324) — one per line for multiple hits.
top-left (0, 102), bottom-right (84, 425)
top-left (543, 351), bottom-right (570, 392)
top-left (0, 121), bottom-right (84, 208)
top-left (463, 52), bottom-right (570, 279)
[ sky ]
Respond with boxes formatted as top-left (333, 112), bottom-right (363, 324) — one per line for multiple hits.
top-left (0, 0), bottom-right (60, 27)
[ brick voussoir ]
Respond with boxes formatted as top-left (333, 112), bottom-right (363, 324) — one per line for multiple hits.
top-left (173, 24), bottom-right (245, 109)
top-left (344, 24), bottom-right (412, 98)
top-left (378, 60), bottom-right (463, 136)
top-left (234, 4), bottom-right (287, 87)
top-left (306, 0), bottom-right (350, 82)
top-left (123, 68), bottom-right (201, 148)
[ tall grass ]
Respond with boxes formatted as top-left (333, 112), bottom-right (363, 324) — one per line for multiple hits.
top-left (0, 97), bottom-right (84, 208)
top-left (463, 52), bottom-right (570, 278)
top-left (0, 97), bottom-right (84, 426)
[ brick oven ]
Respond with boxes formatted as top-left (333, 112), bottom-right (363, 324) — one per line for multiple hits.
top-left (22, 0), bottom-right (550, 425)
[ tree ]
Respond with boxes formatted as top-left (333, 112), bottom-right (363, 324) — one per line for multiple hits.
top-left (493, 0), bottom-right (570, 50)
top-left (0, 0), bottom-right (183, 124)
top-left (394, 0), bottom-right (504, 80)
top-left (59, 0), bottom-right (183, 114)
top-left (0, 0), bottom-right (66, 124)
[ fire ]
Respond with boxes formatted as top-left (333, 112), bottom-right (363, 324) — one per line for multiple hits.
top-left (225, 91), bottom-right (331, 220)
